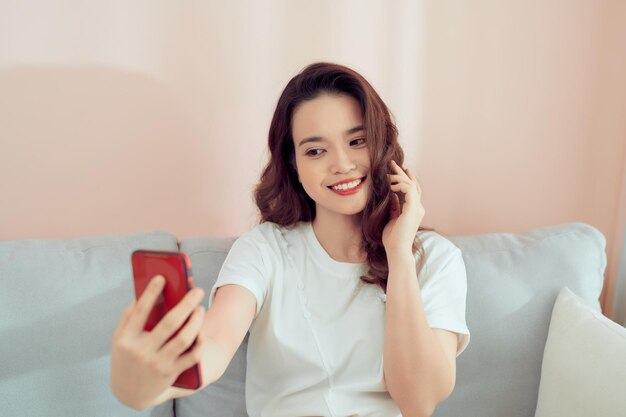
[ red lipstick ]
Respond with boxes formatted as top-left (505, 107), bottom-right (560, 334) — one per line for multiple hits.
top-left (327, 176), bottom-right (366, 196)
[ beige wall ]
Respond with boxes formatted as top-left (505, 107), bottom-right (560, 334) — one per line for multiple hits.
top-left (418, 1), bottom-right (626, 316)
top-left (1, 1), bottom-right (624, 316)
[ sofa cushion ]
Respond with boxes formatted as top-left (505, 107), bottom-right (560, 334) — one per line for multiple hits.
top-left (534, 287), bottom-right (626, 417)
top-left (433, 222), bottom-right (606, 417)
top-left (0, 231), bottom-right (178, 417)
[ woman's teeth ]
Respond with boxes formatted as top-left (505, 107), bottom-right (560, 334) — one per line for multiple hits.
top-left (331, 178), bottom-right (362, 191)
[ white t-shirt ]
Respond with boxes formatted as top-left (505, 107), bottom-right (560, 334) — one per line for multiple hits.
top-left (208, 221), bottom-right (470, 417)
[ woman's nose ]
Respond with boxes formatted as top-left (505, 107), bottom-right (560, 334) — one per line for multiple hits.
top-left (331, 149), bottom-right (357, 173)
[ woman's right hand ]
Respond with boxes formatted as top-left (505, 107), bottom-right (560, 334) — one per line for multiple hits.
top-left (111, 275), bottom-right (206, 410)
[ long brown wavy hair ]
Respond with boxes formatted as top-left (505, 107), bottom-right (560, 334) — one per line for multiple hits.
top-left (254, 62), bottom-right (435, 292)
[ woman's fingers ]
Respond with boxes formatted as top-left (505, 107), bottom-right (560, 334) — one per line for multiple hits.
top-left (173, 330), bottom-right (208, 376)
top-left (158, 304), bottom-right (205, 360)
top-left (387, 174), bottom-right (411, 184)
top-left (113, 300), bottom-right (136, 339)
top-left (126, 275), bottom-right (166, 334)
top-left (389, 161), bottom-right (421, 196)
top-left (390, 160), bottom-right (410, 177)
top-left (389, 161), bottom-right (415, 185)
top-left (390, 182), bottom-right (411, 193)
top-left (389, 193), bottom-right (401, 218)
top-left (151, 288), bottom-right (205, 349)
top-left (405, 168), bottom-right (422, 194)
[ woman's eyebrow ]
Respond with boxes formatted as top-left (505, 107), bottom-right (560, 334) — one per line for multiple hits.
top-left (297, 125), bottom-right (365, 148)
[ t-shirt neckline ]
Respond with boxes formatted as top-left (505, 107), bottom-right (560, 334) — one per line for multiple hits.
top-left (301, 221), bottom-right (366, 277)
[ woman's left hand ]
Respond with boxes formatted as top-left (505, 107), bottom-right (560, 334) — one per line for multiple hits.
top-left (382, 160), bottom-right (425, 256)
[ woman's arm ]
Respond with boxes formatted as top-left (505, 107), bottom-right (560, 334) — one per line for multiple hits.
top-left (193, 284), bottom-right (257, 392)
top-left (383, 250), bottom-right (458, 417)
top-left (381, 161), bottom-right (458, 417)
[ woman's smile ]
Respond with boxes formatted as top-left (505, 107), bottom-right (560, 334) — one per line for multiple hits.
top-left (327, 176), bottom-right (367, 195)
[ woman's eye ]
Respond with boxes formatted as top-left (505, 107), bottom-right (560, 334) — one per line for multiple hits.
top-left (305, 149), bottom-right (324, 157)
top-left (351, 137), bottom-right (367, 146)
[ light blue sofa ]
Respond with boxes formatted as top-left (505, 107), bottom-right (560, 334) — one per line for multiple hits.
top-left (0, 222), bottom-right (607, 416)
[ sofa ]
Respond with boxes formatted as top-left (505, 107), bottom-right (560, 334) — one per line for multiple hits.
top-left (1, 222), bottom-right (624, 417)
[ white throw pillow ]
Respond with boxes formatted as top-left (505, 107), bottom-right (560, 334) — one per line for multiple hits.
top-left (534, 287), bottom-right (626, 417)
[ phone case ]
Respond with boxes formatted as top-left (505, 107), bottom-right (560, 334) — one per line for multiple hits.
top-left (131, 249), bottom-right (202, 390)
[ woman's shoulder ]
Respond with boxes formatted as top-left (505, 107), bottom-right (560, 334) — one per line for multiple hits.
top-left (416, 229), bottom-right (461, 256)
top-left (229, 222), bottom-right (305, 271)
top-left (236, 221), bottom-right (300, 251)
top-left (241, 221), bottom-right (276, 236)
top-left (240, 221), bottom-right (291, 237)
top-left (416, 229), bottom-right (466, 286)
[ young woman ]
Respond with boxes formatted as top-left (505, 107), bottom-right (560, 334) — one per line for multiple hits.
top-left (111, 62), bottom-right (470, 417)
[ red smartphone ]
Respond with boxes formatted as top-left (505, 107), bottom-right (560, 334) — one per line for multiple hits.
top-left (131, 249), bottom-right (202, 390)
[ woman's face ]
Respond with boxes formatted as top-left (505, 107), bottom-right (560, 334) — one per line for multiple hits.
top-left (291, 93), bottom-right (370, 217)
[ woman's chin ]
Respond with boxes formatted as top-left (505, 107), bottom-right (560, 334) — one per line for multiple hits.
top-left (315, 201), bottom-right (367, 217)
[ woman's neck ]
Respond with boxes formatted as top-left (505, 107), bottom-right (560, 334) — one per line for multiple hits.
top-left (311, 211), bottom-right (365, 263)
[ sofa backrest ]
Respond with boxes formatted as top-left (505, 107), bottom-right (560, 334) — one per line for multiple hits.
top-left (440, 222), bottom-right (605, 417)
top-left (158, 222), bottom-right (606, 417)
top-left (0, 223), bottom-right (605, 417)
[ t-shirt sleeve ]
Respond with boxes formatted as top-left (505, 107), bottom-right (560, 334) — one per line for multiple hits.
top-left (207, 232), bottom-right (271, 320)
top-left (418, 241), bottom-right (471, 357)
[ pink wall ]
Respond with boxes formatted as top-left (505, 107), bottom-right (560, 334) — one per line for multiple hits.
top-left (418, 1), bottom-right (626, 316)
top-left (1, 1), bottom-right (624, 316)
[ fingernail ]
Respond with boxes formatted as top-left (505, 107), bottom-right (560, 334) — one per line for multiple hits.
top-left (153, 275), bottom-right (164, 285)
